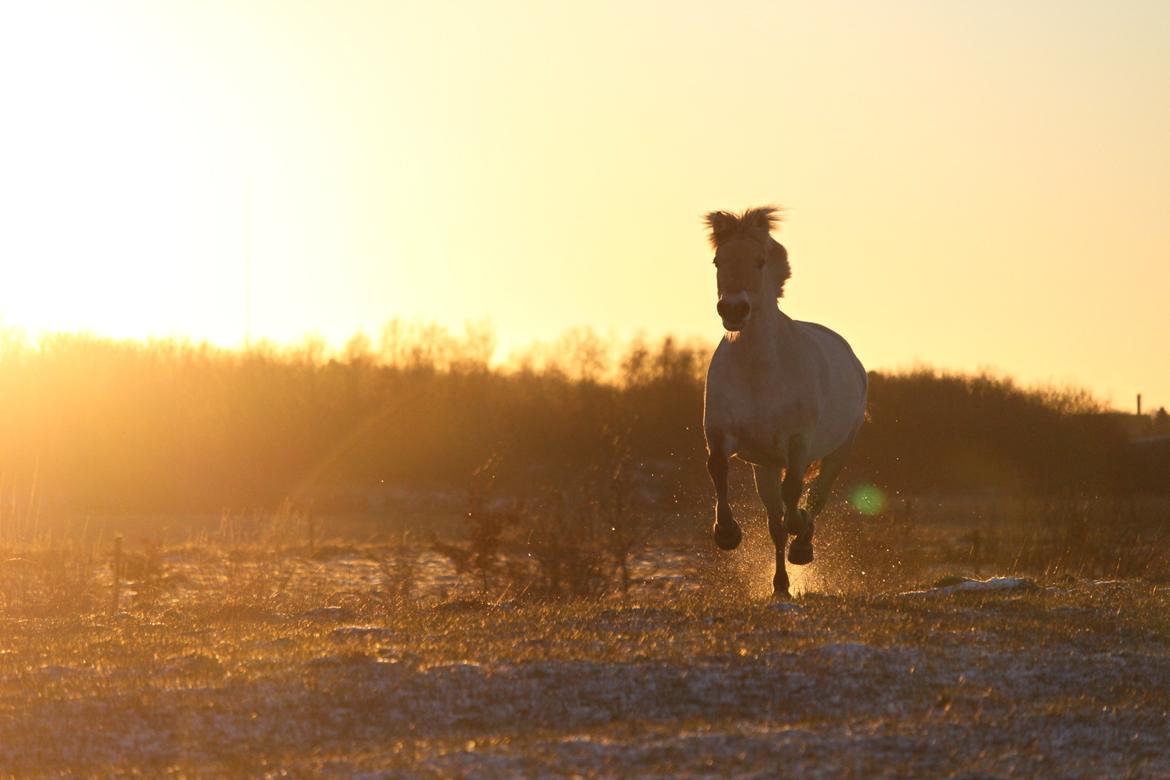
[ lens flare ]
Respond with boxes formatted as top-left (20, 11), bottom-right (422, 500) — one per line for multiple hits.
top-left (849, 484), bottom-right (887, 516)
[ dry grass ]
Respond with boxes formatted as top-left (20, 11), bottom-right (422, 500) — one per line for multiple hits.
top-left (1, 513), bottom-right (1169, 778)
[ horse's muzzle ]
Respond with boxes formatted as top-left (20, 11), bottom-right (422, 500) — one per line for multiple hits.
top-left (717, 298), bottom-right (751, 331)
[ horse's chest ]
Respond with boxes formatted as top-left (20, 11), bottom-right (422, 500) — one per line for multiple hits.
top-left (711, 385), bottom-right (809, 465)
top-left (732, 425), bottom-right (788, 465)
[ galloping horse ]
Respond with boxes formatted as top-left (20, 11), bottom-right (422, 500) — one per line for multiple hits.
top-left (702, 206), bottom-right (867, 597)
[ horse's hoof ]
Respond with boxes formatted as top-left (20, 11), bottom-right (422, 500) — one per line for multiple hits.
top-left (772, 586), bottom-right (791, 600)
top-left (713, 520), bottom-right (742, 550)
top-left (788, 538), bottom-right (814, 565)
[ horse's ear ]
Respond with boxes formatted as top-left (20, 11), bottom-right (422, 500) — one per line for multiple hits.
top-left (742, 206), bottom-right (783, 237)
top-left (704, 211), bottom-right (740, 249)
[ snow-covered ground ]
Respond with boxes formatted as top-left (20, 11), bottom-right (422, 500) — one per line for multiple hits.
top-left (0, 546), bottom-right (1168, 777)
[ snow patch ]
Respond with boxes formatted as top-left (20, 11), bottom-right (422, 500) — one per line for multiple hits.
top-left (330, 625), bottom-right (397, 641)
top-left (300, 605), bottom-right (356, 621)
top-left (901, 576), bottom-right (1038, 596)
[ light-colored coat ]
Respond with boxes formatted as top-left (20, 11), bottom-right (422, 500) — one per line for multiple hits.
top-left (700, 205), bottom-right (866, 597)
top-left (704, 315), bottom-right (866, 469)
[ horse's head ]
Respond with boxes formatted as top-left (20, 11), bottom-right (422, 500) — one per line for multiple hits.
top-left (704, 206), bottom-right (791, 332)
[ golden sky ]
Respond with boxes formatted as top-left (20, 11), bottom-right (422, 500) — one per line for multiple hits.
top-left (1, 1), bottom-right (1168, 409)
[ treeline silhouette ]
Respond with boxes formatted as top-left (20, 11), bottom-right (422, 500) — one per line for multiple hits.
top-left (0, 323), bottom-right (1163, 521)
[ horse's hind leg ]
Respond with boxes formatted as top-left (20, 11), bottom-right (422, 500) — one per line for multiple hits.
top-left (806, 431), bottom-right (857, 520)
top-left (752, 464), bottom-right (789, 597)
top-left (708, 446), bottom-right (741, 550)
top-left (784, 435), bottom-right (815, 566)
top-left (787, 432), bottom-right (856, 566)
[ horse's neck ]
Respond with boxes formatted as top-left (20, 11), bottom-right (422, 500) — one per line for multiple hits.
top-left (727, 304), bottom-right (801, 368)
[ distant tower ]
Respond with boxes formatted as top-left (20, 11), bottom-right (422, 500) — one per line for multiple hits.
top-left (1137, 393), bottom-right (1142, 416)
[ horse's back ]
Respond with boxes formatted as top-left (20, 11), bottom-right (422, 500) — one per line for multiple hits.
top-left (795, 321), bottom-right (867, 459)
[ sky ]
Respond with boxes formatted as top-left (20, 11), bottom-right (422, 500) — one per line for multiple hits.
top-left (1, 0), bottom-right (1168, 410)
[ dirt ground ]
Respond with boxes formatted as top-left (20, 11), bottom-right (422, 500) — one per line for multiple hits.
top-left (1, 526), bottom-right (1170, 778)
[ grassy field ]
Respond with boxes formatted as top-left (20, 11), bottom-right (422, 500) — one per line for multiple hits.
top-left (2, 509), bottom-right (1170, 779)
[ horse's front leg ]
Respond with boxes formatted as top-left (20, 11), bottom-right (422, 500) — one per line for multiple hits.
top-left (707, 444), bottom-right (741, 550)
top-left (784, 435), bottom-right (814, 566)
top-left (752, 464), bottom-right (788, 597)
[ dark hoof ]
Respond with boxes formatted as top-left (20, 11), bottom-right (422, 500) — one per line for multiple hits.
top-left (713, 520), bottom-right (742, 550)
top-left (788, 538), bottom-right (814, 565)
top-left (772, 586), bottom-right (791, 600)
top-left (773, 571), bottom-right (789, 597)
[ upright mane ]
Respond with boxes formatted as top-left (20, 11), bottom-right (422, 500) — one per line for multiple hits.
top-left (704, 205), bottom-right (791, 298)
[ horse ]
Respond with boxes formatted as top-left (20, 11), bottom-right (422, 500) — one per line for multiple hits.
top-left (702, 206), bottom-right (867, 597)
